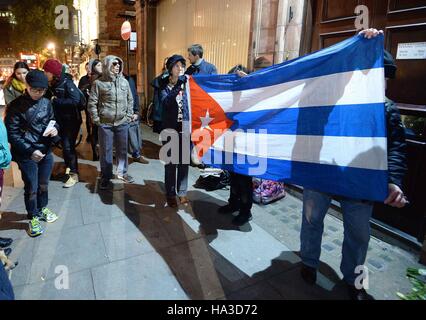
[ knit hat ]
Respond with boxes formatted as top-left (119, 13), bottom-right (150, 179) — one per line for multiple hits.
top-left (384, 50), bottom-right (397, 79)
top-left (43, 59), bottom-right (63, 78)
top-left (25, 70), bottom-right (49, 89)
top-left (166, 55), bottom-right (186, 74)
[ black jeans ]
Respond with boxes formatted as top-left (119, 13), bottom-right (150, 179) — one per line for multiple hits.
top-left (229, 172), bottom-right (253, 214)
top-left (17, 152), bottom-right (54, 219)
top-left (60, 122), bottom-right (80, 174)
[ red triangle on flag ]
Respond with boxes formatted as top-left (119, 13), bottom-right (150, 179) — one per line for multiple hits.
top-left (189, 77), bottom-right (234, 159)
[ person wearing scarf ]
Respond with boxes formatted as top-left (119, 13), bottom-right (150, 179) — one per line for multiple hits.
top-left (4, 62), bottom-right (30, 107)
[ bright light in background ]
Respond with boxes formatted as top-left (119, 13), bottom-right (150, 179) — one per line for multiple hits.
top-left (47, 42), bottom-right (56, 50)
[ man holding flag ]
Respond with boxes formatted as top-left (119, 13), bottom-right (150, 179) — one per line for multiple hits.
top-left (187, 28), bottom-right (408, 300)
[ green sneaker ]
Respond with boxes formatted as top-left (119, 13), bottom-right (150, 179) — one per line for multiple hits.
top-left (40, 207), bottom-right (59, 223)
top-left (28, 217), bottom-right (44, 237)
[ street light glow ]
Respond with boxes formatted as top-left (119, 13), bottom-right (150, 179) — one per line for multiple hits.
top-left (47, 42), bottom-right (56, 50)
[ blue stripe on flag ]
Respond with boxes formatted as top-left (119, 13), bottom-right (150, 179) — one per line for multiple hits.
top-left (226, 103), bottom-right (386, 137)
top-left (202, 150), bottom-right (388, 202)
top-left (193, 35), bottom-right (384, 93)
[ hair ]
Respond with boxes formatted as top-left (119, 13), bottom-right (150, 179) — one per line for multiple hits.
top-left (188, 44), bottom-right (204, 58)
top-left (228, 64), bottom-right (249, 75)
top-left (5, 61), bottom-right (30, 87)
top-left (91, 59), bottom-right (102, 75)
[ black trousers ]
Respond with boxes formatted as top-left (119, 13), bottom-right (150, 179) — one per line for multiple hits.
top-left (59, 121), bottom-right (81, 174)
top-left (228, 172), bottom-right (253, 214)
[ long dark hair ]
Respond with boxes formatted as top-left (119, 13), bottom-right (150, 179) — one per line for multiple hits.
top-left (5, 61), bottom-right (30, 87)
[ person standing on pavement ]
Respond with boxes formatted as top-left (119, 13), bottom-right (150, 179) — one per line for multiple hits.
top-left (299, 29), bottom-right (408, 300)
top-left (78, 62), bottom-right (92, 143)
top-left (217, 65), bottom-right (254, 227)
top-left (43, 59), bottom-right (82, 188)
top-left (3, 62), bottom-right (30, 107)
top-left (5, 70), bottom-right (59, 237)
top-left (87, 59), bottom-right (103, 161)
top-left (88, 56), bottom-right (134, 190)
top-left (0, 116), bottom-right (14, 252)
top-left (185, 44), bottom-right (217, 76)
top-left (160, 55), bottom-right (190, 208)
top-left (125, 74), bottom-right (149, 164)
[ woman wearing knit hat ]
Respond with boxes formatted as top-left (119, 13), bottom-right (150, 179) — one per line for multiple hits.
top-left (43, 58), bottom-right (82, 188)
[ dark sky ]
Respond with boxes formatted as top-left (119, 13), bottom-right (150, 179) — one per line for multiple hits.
top-left (0, 0), bottom-right (16, 6)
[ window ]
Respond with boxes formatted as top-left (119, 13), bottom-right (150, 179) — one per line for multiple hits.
top-left (130, 32), bottom-right (137, 51)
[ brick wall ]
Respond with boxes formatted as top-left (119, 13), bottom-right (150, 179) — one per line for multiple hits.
top-left (97, 0), bottom-right (137, 75)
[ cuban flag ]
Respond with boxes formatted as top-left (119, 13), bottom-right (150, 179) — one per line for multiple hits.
top-left (188, 34), bottom-right (387, 202)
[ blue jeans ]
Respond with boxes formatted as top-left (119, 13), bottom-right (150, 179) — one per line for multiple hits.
top-left (0, 263), bottom-right (14, 300)
top-left (128, 120), bottom-right (142, 158)
top-left (98, 123), bottom-right (129, 180)
top-left (300, 189), bottom-right (373, 285)
top-left (17, 152), bottom-right (54, 219)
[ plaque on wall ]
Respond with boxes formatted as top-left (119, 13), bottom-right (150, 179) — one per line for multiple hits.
top-left (396, 42), bottom-right (426, 60)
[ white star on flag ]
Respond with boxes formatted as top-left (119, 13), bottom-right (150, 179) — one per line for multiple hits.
top-left (200, 109), bottom-right (214, 131)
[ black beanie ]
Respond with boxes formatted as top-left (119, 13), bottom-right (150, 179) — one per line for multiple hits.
top-left (26, 70), bottom-right (49, 89)
top-left (384, 50), bottom-right (397, 79)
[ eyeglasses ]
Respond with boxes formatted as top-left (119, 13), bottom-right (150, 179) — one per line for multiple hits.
top-left (112, 61), bottom-right (120, 66)
top-left (29, 88), bottom-right (46, 94)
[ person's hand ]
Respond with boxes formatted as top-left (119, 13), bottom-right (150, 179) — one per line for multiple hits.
top-left (384, 183), bottom-right (408, 208)
top-left (44, 127), bottom-right (58, 137)
top-left (132, 114), bottom-right (139, 122)
top-left (359, 28), bottom-right (383, 39)
top-left (31, 150), bottom-right (45, 162)
top-left (177, 75), bottom-right (188, 85)
top-left (236, 70), bottom-right (248, 78)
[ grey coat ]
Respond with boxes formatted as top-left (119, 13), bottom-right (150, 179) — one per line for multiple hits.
top-left (4, 85), bottom-right (23, 106)
top-left (88, 55), bottom-right (133, 127)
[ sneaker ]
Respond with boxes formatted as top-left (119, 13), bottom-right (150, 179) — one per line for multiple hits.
top-left (64, 174), bottom-right (79, 188)
top-left (99, 179), bottom-right (113, 190)
top-left (218, 204), bottom-right (239, 215)
top-left (179, 196), bottom-right (189, 205)
top-left (232, 212), bottom-right (252, 226)
top-left (65, 168), bottom-right (71, 175)
top-left (40, 207), bottom-right (59, 223)
top-left (346, 284), bottom-right (375, 300)
top-left (28, 217), bottom-right (44, 237)
top-left (133, 156), bottom-right (149, 164)
top-left (116, 174), bottom-right (135, 183)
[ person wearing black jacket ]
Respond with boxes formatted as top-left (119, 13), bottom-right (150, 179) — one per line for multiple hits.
top-left (160, 55), bottom-right (190, 208)
top-left (125, 74), bottom-right (149, 164)
top-left (78, 62), bottom-right (92, 142)
top-left (299, 29), bottom-right (408, 301)
top-left (5, 70), bottom-right (60, 237)
top-left (44, 59), bottom-right (82, 188)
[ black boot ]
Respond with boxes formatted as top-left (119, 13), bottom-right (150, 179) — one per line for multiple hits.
top-left (0, 237), bottom-right (13, 249)
top-left (300, 264), bottom-right (317, 285)
top-left (346, 284), bottom-right (374, 300)
top-left (232, 212), bottom-right (252, 226)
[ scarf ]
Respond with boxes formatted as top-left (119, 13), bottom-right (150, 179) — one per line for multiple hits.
top-left (11, 78), bottom-right (26, 93)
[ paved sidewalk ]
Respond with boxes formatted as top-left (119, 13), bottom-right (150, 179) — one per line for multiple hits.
top-left (0, 125), bottom-right (422, 300)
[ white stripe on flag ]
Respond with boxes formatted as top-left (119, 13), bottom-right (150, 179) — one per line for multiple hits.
top-left (211, 131), bottom-right (388, 171)
top-left (208, 68), bottom-right (385, 113)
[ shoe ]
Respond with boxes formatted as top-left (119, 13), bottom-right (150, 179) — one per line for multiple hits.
top-left (166, 197), bottom-right (178, 208)
top-left (179, 196), bottom-right (189, 205)
top-left (65, 168), bottom-right (71, 175)
top-left (40, 207), bottom-right (59, 223)
top-left (300, 264), bottom-right (317, 285)
top-left (116, 174), bottom-right (135, 183)
top-left (133, 156), bottom-right (149, 164)
top-left (232, 212), bottom-right (252, 226)
top-left (3, 248), bottom-right (12, 256)
top-left (0, 237), bottom-right (13, 248)
top-left (218, 204), bottom-right (239, 215)
top-left (28, 217), bottom-right (44, 237)
top-left (346, 284), bottom-right (375, 300)
top-left (64, 174), bottom-right (79, 188)
top-left (99, 179), bottom-right (113, 190)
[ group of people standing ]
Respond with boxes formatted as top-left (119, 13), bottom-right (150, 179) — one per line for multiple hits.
top-left (0, 29), bottom-right (411, 300)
